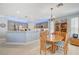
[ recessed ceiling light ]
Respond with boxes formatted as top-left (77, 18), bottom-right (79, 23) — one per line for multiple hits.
top-left (16, 10), bottom-right (20, 14)
top-left (25, 16), bottom-right (28, 18)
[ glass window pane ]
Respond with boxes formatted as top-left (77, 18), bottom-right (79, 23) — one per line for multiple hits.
top-left (71, 17), bottom-right (78, 34)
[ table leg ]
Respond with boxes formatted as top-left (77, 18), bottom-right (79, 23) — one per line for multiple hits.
top-left (51, 42), bottom-right (55, 53)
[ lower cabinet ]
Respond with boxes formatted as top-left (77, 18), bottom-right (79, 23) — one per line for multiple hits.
top-left (70, 38), bottom-right (79, 46)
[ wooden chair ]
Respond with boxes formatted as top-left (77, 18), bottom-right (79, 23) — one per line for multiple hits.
top-left (55, 33), bottom-right (69, 54)
top-left (61, 32), bottom-right (66, 41)
top-left (40, 31), bottom-right (52, 54)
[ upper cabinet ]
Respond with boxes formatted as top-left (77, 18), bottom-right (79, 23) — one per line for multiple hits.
top-left (8, 20), bottom-right (28, 31)
top-left (35, 22), bottom-right (48, 29)
top-left (55, 20), bottom-right (67, 33)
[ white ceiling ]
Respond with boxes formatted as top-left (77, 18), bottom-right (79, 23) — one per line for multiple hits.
top-left (0, 3), bottom-right (79, 21)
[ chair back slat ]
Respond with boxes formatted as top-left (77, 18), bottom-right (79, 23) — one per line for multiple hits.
top-left (40, 31), bottom-right (48, 50)
top-left (61, 32), bottom-right (66, 41)
top-left (64, 33), bottom-right (69, 46)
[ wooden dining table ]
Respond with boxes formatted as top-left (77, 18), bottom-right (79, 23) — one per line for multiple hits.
top-left (46, 35), bottom-right (64, 53)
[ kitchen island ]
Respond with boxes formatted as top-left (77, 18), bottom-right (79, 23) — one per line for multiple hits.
top-left (6, 30), bottom-right (40, 44)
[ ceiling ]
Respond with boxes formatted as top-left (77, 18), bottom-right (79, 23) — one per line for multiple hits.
top-left (0, 3), bottom-right (79, 21)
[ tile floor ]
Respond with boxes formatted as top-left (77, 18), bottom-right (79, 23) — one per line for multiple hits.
top-left (0, 38), bottom-right (79, 55)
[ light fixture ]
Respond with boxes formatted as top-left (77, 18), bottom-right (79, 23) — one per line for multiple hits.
top-left (50, 8), bottom-right (55, 21)
top-left (25, 16), bottom-right (28, 18)
top-left (56, 3), bottom-right (63, 8)
top-left (50, 8), bottom-right (53, 19)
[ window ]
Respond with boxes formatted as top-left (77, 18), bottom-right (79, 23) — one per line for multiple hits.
top-left (71, 17), bottom-right (78, 34)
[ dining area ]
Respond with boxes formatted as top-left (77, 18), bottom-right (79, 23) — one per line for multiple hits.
top-left (39, 18), bottom-right (69, 55)
top-left (40, 30), bottom-right (69, 55)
